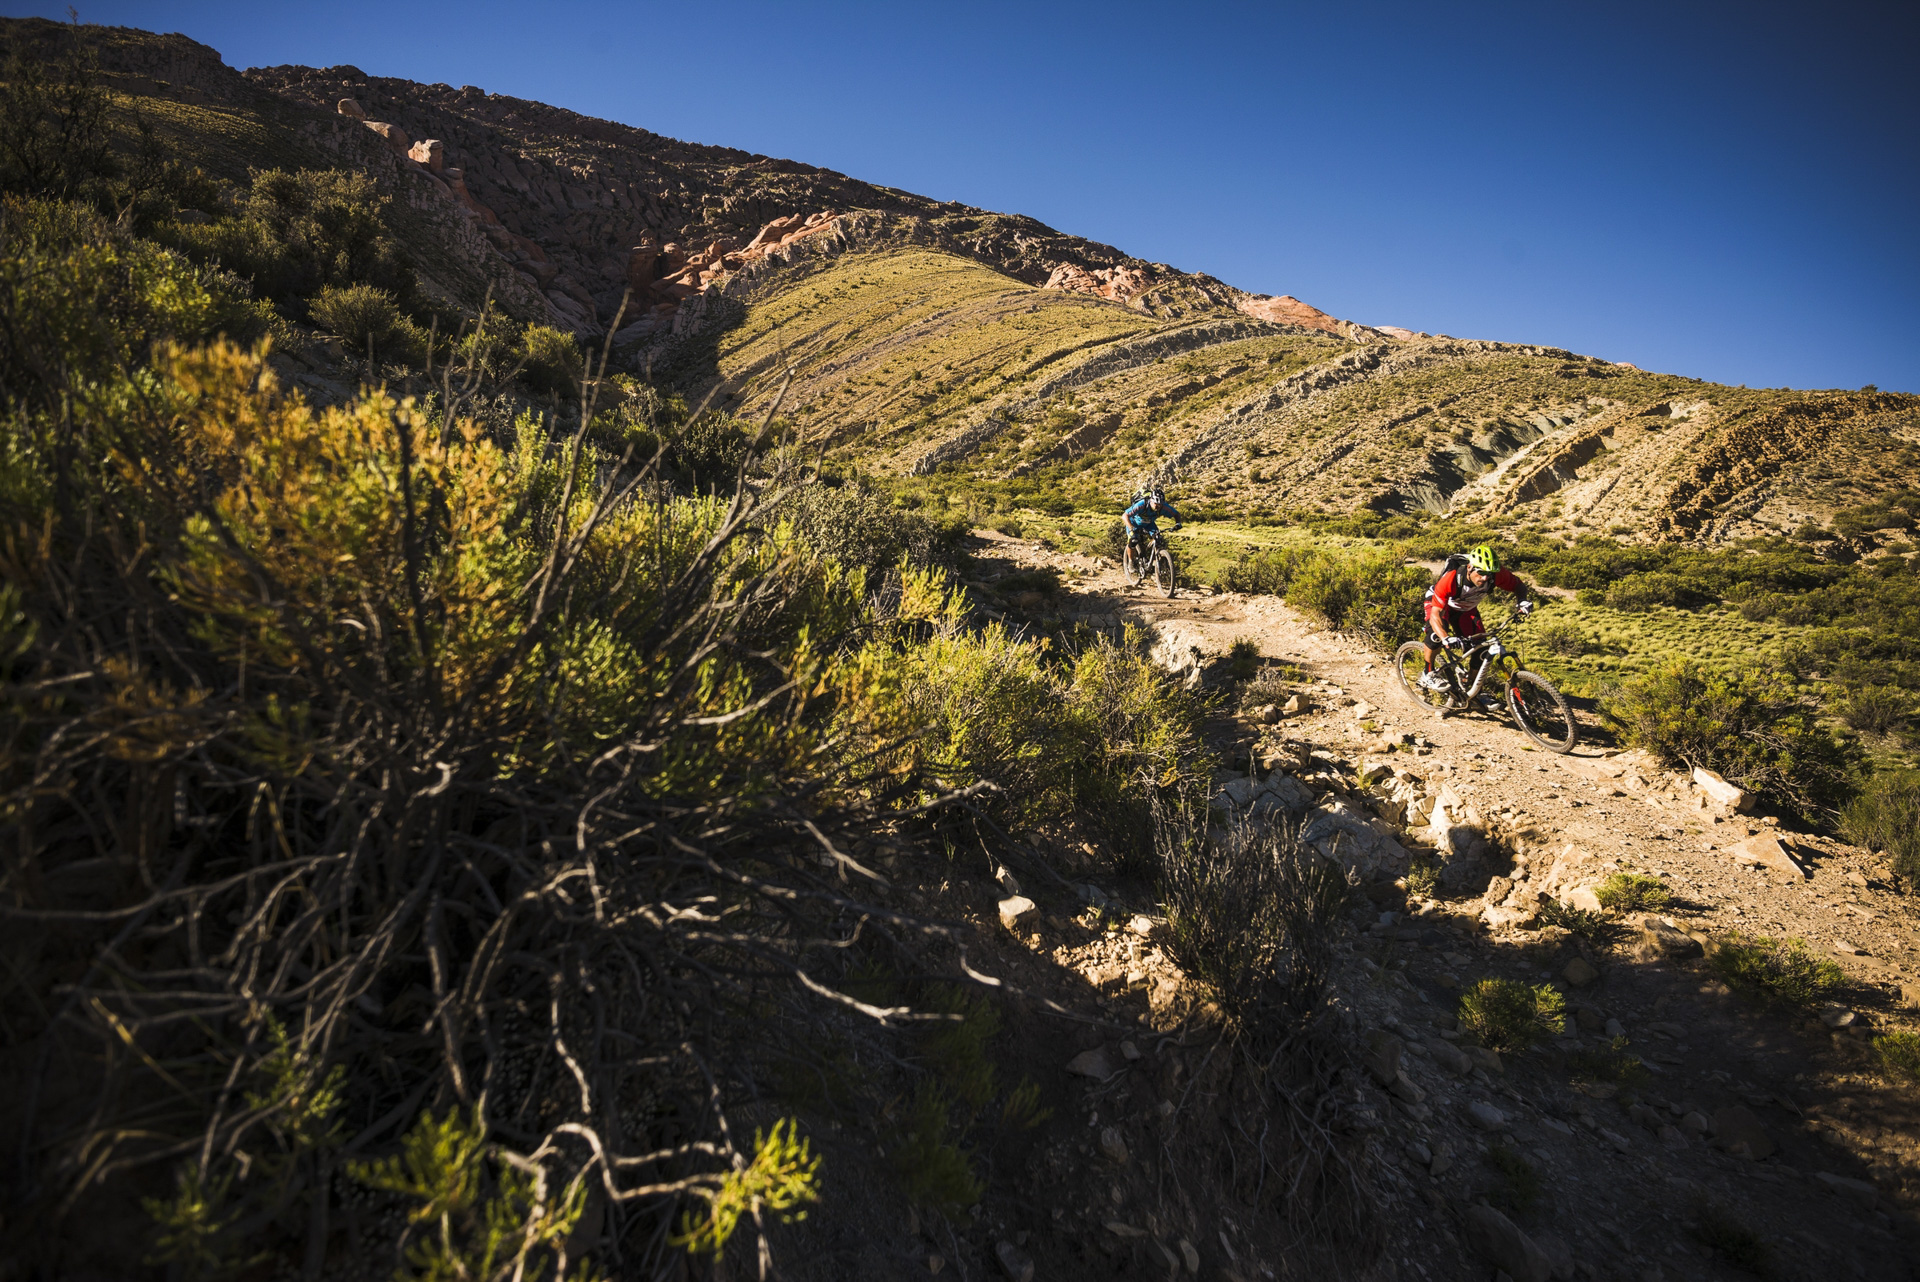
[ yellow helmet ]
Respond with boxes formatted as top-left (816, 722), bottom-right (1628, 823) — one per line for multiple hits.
top-left (1467, 544), bottom-right (1500, 573)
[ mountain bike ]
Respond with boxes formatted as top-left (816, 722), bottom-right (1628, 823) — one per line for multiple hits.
top-left (1392, 611), bottom-right (1577, 752)
top-left (1123, 527), bottom-right (1176, 597)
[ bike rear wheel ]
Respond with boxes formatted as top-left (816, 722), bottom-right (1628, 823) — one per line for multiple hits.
top-left (1507, 670), bottom-right (1576, 753)
top-left (1153, 548), bottom-right (1175, 597)
top-left (1393, 641), bottom-right (1455, 714)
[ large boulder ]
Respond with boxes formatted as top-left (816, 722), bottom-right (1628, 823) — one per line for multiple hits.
top-left (1301, 800), bottom-right (1411, 878)
top-left (1732, 833), bottom-right (1809, 880)
top-left (1692, 766), bottom-right (1753, 813)
top-left (407, 138), bottom-right (445, 172)
top-left (362, 120), bottom-right (410, 155)
top-left (336, 97), bottom-right (366, 120)
top-left (1463, 1205), bottom-right (1552, 1282)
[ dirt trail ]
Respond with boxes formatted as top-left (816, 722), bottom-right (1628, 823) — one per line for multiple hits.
top-left (959, 528), bottom-right (1920, 1281)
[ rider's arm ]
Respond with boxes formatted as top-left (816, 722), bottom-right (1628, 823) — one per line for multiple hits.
top-left (1163, 501), bottom-right (1183, 528)
top-left (1494, 568), bottom-right (1528, 599)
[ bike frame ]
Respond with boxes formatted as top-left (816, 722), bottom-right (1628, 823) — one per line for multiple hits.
top-left (1437, 614), bottom-right (1526, 697)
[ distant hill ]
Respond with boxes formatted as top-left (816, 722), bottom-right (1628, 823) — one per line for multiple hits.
top-left (13, 15), bottom-right (1919, 547)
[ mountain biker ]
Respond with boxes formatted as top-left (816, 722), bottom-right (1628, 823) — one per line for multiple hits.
top-left (1122, 484), bottom-right (1182, 566)
top-left (1420, 543), bottom-right (1533, 693)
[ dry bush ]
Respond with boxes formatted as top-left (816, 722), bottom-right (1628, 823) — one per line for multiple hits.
top-left (0, 325), bottom-right (961, 1275)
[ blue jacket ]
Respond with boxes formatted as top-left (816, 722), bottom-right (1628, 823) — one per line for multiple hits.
top-left (1124, 496), bottom-right (1181, 532)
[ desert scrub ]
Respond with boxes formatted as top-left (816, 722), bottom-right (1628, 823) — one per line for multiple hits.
top-left (1157, 812), bottom-right (1348, 1039)
top-left (516, 322), bottom-right (585, 397)
top-left (1536, 896), bottom-right (1615, 940)
top-left (1565, 1036), bottom-right (1647, 1087)
top-left (1605, 659), bottom-right (1860, 815)
top-left (1457, 978), bottom-right (1566, 1053)
top-left (307, 282), bottom-right (428, 365)
top-left (1840, 770), bottom-right (1920, 888)
top-left (1708, 934), bottom-right (1845, 1008)
top-left (1873, 1031), bottom-right (1920, 1082)
top-left (1593, 872), bottom-right (1670, 913)
top-left (158, 166), bottom-right (416, 307)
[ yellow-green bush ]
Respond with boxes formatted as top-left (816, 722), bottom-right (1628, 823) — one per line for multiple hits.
top-left (1708, 934), bottom-right (1845, 1009)
top-left (158, 167), bottom-right (414, 307)
top-left (517, 322), bottom-right (585, 397)
top-left (1606, 660), bottom-right (1860, 815)
top-left (1841, 770), bottom-right (1920, 888)
top-left (307, 282), bottom-right (428, 365)
top-left (1458, 978), bottom-right (1566, 1053)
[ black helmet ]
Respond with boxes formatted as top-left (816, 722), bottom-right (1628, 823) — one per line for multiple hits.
top-left (1150, 483), bottom-right (1165, 502)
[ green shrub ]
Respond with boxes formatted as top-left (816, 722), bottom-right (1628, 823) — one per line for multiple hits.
top-left (1215, 544), bottom-right (1319, 595)
top-left (307, 283), bottom-right (426, 365)
top-left (159, 167), bottom-right (414, 307)
top-left (1709, 933), bottom-right (1845, 1008)
top-left (1536, 896), bottom-right (1616, 940)
top-left (1277, 549), bottom-right (1429, 650)
top-left (994, 516), bottom-right (1025, 538)
top-left (1531, 620), bottom-right (1589, 657)
top-left (1593, 872), bottom-right (1670, 913)
top-left (891, 1085), bottom-right (982, 1211)
top-left (1591, 571), bottom-right (1715, 612)
top-left (1841, 770), bottom-right (1920, 888)
top-left (1458, 978), bottom-right (1566, 1053)
top-left (1077, 520), bottom-right (1126, 561)
top-left (1564, 1035), bottom-right (1647, 1087)
top-left (1606, 660), bottom-right (1860, 815)
top-left (1227, 638), bottom-right (1260, 679)
top-left (0, 21), bottom-right (114, 203)
top-left (1692, 1202), bottom-right (1776, 1278)
top-left (0, 196), bottom-right (269, 407)
top-left (1873, 1030), bottom-right (1920, 1081)
top-left (1486, 1143), bottom-right (1541, 1217)
top-left (774, 481), bottom-right (965, 579)
top-left (516, 322), bottom-right (584, 397)
top-left (1836, 684), bottom-right (1917, 737)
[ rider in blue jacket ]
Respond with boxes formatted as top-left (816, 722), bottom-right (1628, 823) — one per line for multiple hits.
top-left (1123, 485), bottom-right (1182, 563)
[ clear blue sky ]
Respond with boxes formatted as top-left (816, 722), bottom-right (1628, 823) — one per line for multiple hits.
top-left (15, 0), bottom-right (1919, 391)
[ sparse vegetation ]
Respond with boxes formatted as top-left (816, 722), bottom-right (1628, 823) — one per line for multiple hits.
top-left (1692, 1201), bottom-right (1776, 1278)
top-left (1458, 978), bottom-right (1566, 1053)
top-left (1709, 934), bottom-right (1846, 1008)
top-left (1840, 770), bottom-right (1920, 889)
top-left (1873, 1030), bottom-right (1920, 1082)
top-left (1606, 660), bottom-right (1860, 816)
top-left (1565, 1036), bottom-right (1648, 1087)
top-left (1594, 872), bottom-right (1670, 913)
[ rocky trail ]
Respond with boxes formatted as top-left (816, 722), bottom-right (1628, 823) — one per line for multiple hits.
top-left (917, 530), bottom-right (1920, 1282)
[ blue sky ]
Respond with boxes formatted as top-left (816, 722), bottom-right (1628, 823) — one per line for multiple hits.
top-left (15, 0), bottom-right (1919, 390)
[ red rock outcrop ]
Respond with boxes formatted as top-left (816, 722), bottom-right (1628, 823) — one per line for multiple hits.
top-left (1042, 262), bottom-right (1151, 302)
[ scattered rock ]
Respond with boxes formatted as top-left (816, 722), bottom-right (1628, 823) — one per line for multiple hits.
top-left (1120, 1040), bottom-right (1141, 1061)
top-left (1562, 957), bottom-right (1599, 987)
top-left (1098, 1126), bottom-right (1129, 1164)
top-left (1630, 914), bottom-right (1703, 961)
top-left (1464, 1204), bottom-right (1553, 1282)
top-left (1066, 1048), bottom-right (1118, 1080)
top-left (1364, 1032), bottom-right (1405, 1087)
top-left (997, 895), bottom-right (1036, 929)
top-left (1691, 766), bottom-right (1753, 813)
top-left (1429, 1040), bottom-right (1473, 1075)
top-left (1681, 1111), bottom-right (1712, 1136)
top-left (1148, 1239), bottom-right (1182, 1274)
top-left (1352, 699), bottom-right (1375, 719)
top-left (1565, 885), bottom-right (1604, 913)
top-left (1104, 1220), bottom-right (1146, 1239)
top-left (361, 119), bottom-right (411, 155)
top-left (1388, 1071), bottom-right (1427, 1105)
top-left (994, 1240), bottom-right (1034, 1282)
top-left (1281, 694), bottom-right (1305, 715)
top-left (1819, 1005), bottom-right (1856, 1029)
top-left (1711, 1105), bottom-right (1774, 1160)
top-left (1731, 833), bottom-right (1809, 879)
top-left (1597, 1127), bottom-right (1631, 1152)
top-left (1574, 1006), bottom-right (1606, 1033)
top-left (1467, 1100), bottom-right (1509, 1131)
top-left (1178, 1238), bottom-right (1201, 1274)
top-left (1604, 1018), bottom-right (1627, 1040)
top-left (1128, 914), bottom-right (1160, 938)
top-left (927, 1253), bottom-right (944, 1274)
top-left (1466, 1046), bottom-right (1504, 1074)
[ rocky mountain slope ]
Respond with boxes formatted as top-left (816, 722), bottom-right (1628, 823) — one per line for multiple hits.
top-left (33, 15), bottom-right (1917, 546)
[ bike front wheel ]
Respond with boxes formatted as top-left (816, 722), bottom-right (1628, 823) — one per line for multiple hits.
top-left (1507, 670), bottom-right (1576, 753)
top-left (1153, 549), bottom-right (1175, 597)
top-left (1393, 640), bottom-right (1456, 714)
top-left (1122, 543), bottom-right (1141, 585)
